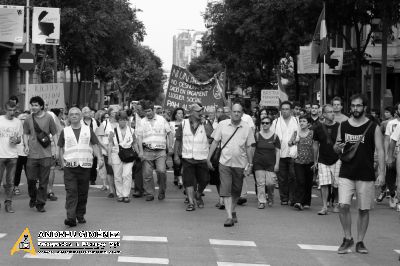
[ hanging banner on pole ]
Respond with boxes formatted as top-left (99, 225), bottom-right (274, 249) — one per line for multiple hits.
top-left (32, 7), bottom-right (60, 45)
top-left (260, 90), bottom-right (280, 107)
top-left (22, 83), bottom-right (65, 110)
top-left (0, 5), bottom-right (24, 43)
top-left (164, 65), bottom-right (226, 112)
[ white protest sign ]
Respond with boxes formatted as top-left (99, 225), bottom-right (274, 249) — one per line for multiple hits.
top-left (0, 5), bottom-right (24, 43)
top-left (23, 83), bottom-right (65, 110)
top-left (260, 90), bottom-right (280, 107)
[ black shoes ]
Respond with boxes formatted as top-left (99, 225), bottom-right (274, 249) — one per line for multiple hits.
top-left (237, 197), bottom-right (247, 206)
top-left (47, 192), bottom-right (58, 201)
top-left (29, 199), bottom-right (36, 208)
top-left (5, 201), bottom-right (14, 213)
top-left (36, 205), bottom-right (46, 212)
top-left (146, 195), bottom-right (155, 201)
top-left (355, 241), bottom-right (368, 254)
top-left (90, 181), bottom-right (96, 185)
top-left (338, 237), bottom-right (354, 254)
top-left (107, 193), bottom-right (115, 198)
top-left (158, 193), bottom-right (165, 200)
top-left (77, 217), bottom-right (86, 224)
top-left (132, 191), bottom-right (143, 198)
top-left (224, 218), bottom-right (234, 227)
top-left (294, 203), bottom-right (304, 211)
top-left (64, 218), bottom-right (77, 227)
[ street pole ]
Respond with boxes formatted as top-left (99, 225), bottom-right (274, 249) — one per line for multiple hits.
top-left (24, 0), bottom-right (30, 110)
top-left (381, 8), bottom-right (388, 117)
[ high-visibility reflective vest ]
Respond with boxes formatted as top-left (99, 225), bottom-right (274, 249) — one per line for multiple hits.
top-left (63, 125), bottom-right (93, 168)
top-left (141, 115), bottom-right (168, 150)
top-left (181, 119), bottom-right (209, 160)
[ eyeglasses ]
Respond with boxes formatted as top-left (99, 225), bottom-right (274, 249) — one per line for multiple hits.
top-left (350, 104), bottom-right (364, 109)
top-left (261, 122), bottom-right (271, 125)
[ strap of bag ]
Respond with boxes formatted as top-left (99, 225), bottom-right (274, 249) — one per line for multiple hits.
top-left (32, 115), bottom-right (44, 134)
top-left (114, 128), bottom-right (120, 144)
top-left (221, 126), bottom-right (240, 150)
top-left (321, 122), bottom-right (335, 145)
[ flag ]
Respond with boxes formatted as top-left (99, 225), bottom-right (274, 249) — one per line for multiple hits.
top-left (311, 5), bottom-right (329, 64)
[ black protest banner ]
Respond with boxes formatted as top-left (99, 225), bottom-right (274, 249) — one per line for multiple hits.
top-left (164, 65), bottom-right (225, 112)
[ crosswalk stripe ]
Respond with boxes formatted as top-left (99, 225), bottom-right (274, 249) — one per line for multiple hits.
top-left (53, 184), bottom-right (65, 187)
top-left (24, 253), bottom-right (73, 260)
top-left (311, 194), bottom-right (318, 198)
top-left (0, 233), bottom-right (7, 238)
top-left (217, 262), bottom-right (270, 266)
top-left (394, 250), bottom-right (400, 254)
top-left (204, 188), bottom-right (212, 193)
top-left (89, 185), bottom-right (103, 189)
top-left (118, 256), bottom-right (169, 264)
top-left (247, 191), bottom-right (256, 195)
top-left (210, 239), bottom-right (256, 247)
top-left (298, 244), bottom-right (338, 251)
top-left (122, 236), bottom-right (168, 242)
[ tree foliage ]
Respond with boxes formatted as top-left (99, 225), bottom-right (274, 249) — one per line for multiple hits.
top-left (203, 0), bottom-right (322, 94)
top-left (187, 53), bottom-right (223, 82)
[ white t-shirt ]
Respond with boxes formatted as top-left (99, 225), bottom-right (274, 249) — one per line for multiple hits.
top-left (241, 113), bottom-right (255, 130)
top-left (385, 119), bottom-right (400, 137)
top-left (0, 116), bottom-right (23, 158)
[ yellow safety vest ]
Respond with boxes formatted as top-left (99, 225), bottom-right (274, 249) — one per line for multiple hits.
top-left (63, 125), bottom-right (93, 168)
top-left (181, 119), bottom-right (209, 160)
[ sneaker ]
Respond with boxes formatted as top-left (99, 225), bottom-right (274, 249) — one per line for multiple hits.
top-left (29, 199), bottom-right (36, 208)
top-left (132, 191), bottom-right (143, 198)
top-left (237, 197), bottom-right (247, 206)
top-left (77, 217), bottom-right (86, 224)
top-left (258, 203), bottom-right (266, 209)
top-left (317, 207), bottom-right (328, 215)
top-left (376, 191), bottom-right (386, 202)
top-left (337, 237), bottom-right (354, 254)
top-left (47, 192), bottom-right (58, 201)
top-left (332, 203), bottom-right (340, 213)
top-left (303, 205), bottom-right (310, 209)
top-left (107, 193), bottom-right (115, 198)
top-left (64, 218), bottom-right (77, 227)
top-left (158, 193), bottom-right (165, 200)
top-left (396, 203), bottom-right (400, 212)
top-left (13, 187), bottom-right (20, 195)
top-left (146, 195), bottom-right (154, 201)
top-left (355, 241), bottom-right (368, 254)
top-left (294, 203), bottom-right (303, 211)
top-left (389, 196), bottom-right (398, 209)
top-left (36, 205), bottom-right (46, 213)
top-left (4, 201), bottom-right (14, 213)
top-left (223, 218), bottom-right (234, 227)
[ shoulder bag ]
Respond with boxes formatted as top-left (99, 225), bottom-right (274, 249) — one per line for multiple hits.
top-left (114, 127), bottom-right (137, 163)
top-left (32, 115), bottom-right (51, 148)
top-left (211, 126), bottom-right (240, 166)
top-left (339, 121), bottom-right (373, 163)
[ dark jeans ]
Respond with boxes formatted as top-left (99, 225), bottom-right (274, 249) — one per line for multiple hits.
top-left (173, 154), bottom-right (182, 177)
top-left (64, 167), bottom-right (90, 220)
top-left (294, 162), bottom-right (313, 206)
top-left (90, 157), bottom-right (98, 183)
top-left (278, 158), bottom-right (296, 203)
top-left (14, 155), bottom-right (27, 186)
top-left (133, 158), bottom-right (143, 194)
top-left (26, 157), bottom-right (52, 207)
top-left (0, 158), bottom-right (17, 202)
top-left (381, 165), bottom-right (397, 197)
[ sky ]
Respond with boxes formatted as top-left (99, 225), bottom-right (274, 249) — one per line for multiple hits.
top-left (130, 0), bottom-right (209, 71)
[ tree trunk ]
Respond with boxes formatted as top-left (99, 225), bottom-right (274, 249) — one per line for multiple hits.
top-left (69, 67), bottom-right (74, 106)
top-left (355, 55), bottom-right (362, 93)
top-left (75, 68), bottom-right (82, 107)
top-left (293, 55), bottom-right (299, 101)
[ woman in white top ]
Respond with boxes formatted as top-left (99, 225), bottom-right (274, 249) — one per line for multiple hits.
top-left (13, 112), bottom-right (29, 195)
top-left (169, 108), bottom-right (185, 189)
top-left (108, 111), bottom-right (138, 203)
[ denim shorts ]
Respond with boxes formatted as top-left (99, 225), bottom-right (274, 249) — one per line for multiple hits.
top-left (338, 177), bottom-right (375, 210)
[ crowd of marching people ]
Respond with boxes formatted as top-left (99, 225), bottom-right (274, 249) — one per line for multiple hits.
top-left (0, 93), bottom-right (398, 254)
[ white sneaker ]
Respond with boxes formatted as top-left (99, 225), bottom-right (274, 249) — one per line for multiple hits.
top-left (389, 196), bottom-right (398, 209)
top-left (396, 203), bottom-right (400, 212)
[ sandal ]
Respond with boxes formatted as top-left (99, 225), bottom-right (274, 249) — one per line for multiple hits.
top-left (318, 208), bottom-right (328, 215)
top-left (186, 203), bottom-right (195, 211)
top-left (258, 203), bottom-right (266, 209)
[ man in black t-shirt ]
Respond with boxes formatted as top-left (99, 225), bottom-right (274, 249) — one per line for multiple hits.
top-left (313, 104), bottom-right (340, 215)
top-left (333, 94), bottom-right (385, 255)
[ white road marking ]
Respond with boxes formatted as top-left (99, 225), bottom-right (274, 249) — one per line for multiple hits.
top-left (53, 184), bottom-right (65, 187)
top-left (0, 233), bottom-right (7, 238)
top-left (24, 253), bottom-right (73, 260)
top-left (311, 194), bottom-right (318, 198)
top-left (155, 187), bottom-right (159, 190)
top-left (298, 244), bottom-right (338, 251)
top-left (19, 183), bottom-right (25, 186)
top-left (394, 250), bottom-right (400, 254)
top-left (167, 170), bottom-right (173, 173)
top-left (122, 236), bottom-right (168, 242)
top-left (210, 239), bottom-right (256, 247)
top-left (204, 188), bottom-right (212, 193)
top-left (247, 191), bottom-right (256, 195)
top-left (118, 256), bottom-right (169, 264)
top-left (217, 262), bottom-right (270, 266)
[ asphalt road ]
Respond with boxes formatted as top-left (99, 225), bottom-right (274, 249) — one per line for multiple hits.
top-left (0, 167), bottom-right (399, 266)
